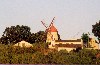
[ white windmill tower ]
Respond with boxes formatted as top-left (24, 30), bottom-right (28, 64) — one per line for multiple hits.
top-left (41, 17), bottom-right (58, 43)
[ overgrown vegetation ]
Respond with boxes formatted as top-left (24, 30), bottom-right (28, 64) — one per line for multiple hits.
top-left (0, 43), bottom-right (100, 64)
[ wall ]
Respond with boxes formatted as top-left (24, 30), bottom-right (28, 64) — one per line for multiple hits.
top-left (48, 39), bottom-right (83, 52)
top-left (89, 38), bottom-right (99, 49)
top-left (46, 32), bottom-right (58, 42)
top-left (58, 47), bottom-right (76, 52)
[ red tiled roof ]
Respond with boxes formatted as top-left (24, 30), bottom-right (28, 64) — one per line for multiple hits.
top-left (55, 39), bottom-right (81, 42)
top-left (55, 44), bottom-right (82, 48)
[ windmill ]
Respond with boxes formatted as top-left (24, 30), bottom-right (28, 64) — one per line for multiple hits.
top-left (41, 17), bottom-right (55, 41)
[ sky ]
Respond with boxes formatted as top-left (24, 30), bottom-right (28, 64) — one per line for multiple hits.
top-left (0, 0), bottom-right (100, 39)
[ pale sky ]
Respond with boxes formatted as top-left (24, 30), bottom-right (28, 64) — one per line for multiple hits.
top-left (0, 0), bottom-right (100, 39)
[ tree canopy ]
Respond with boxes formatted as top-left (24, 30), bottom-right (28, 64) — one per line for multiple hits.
top-left (92, 21), bottom-right (100, 42)
top-left (81, 33), bottom-right (89, 43)
top-left (0, 25), bottom-right (47, 44)
top-left (34, 31), bottom-right (47, 43)
top-left (81, 33), bottom-right (89, 47)
top-left (0, 25), bottom-right (31, 44)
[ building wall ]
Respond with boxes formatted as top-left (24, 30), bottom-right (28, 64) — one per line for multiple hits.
top-left (57, 47), bottom-right (76, 52)
top-left (46, 32), bottom-right (58, 42)
top-left (89, 38), bottom-right (99, 49)
top-left (48, 39), bottom-right (83, 52)
top-left (50, 39), bottom-right (83, 45)
top-left (14, 41), bottom-right (33, 47)
top-left (48, 41), bottom-right (56, 49)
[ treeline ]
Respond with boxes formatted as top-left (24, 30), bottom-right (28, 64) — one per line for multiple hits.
top-left (0, 25), bottom-right (47, 44)
top-left (0, 25), bottom-right (60, 45)
top-left (0, 43), bottom-right (100, 64)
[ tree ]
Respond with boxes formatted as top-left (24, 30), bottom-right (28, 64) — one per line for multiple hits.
top-left (34, 31), bottom-right (47, 43)
top-left (28, 33), bottom-right (36, 43)
top-left (0, 25), bottom-right (48, 44)
top-left (81, 33), bottom-right (89, 47)
top-left (0, 25), bottom-right (31, 44)
top-left (92, 21), bottom-right (100, 43)
top-left (58, 33), bottom-right (61, 40)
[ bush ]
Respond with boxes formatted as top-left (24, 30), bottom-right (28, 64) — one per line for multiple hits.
top-left (0, 44), bottom-right (100, 64)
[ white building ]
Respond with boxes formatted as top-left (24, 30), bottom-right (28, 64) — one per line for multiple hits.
top-left (46, 23), bottom-right (83, 52)
top-left (14, 41), bottom-right (33, 47)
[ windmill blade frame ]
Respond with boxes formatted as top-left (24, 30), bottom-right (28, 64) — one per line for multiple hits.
top-left (41, 17), bottom-right (56, 41)
top-left (49, 17), bottom-right (55, 28)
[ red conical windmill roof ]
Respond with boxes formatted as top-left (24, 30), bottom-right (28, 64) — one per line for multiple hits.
top-left (48, 24), bottom-right (57, 32)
